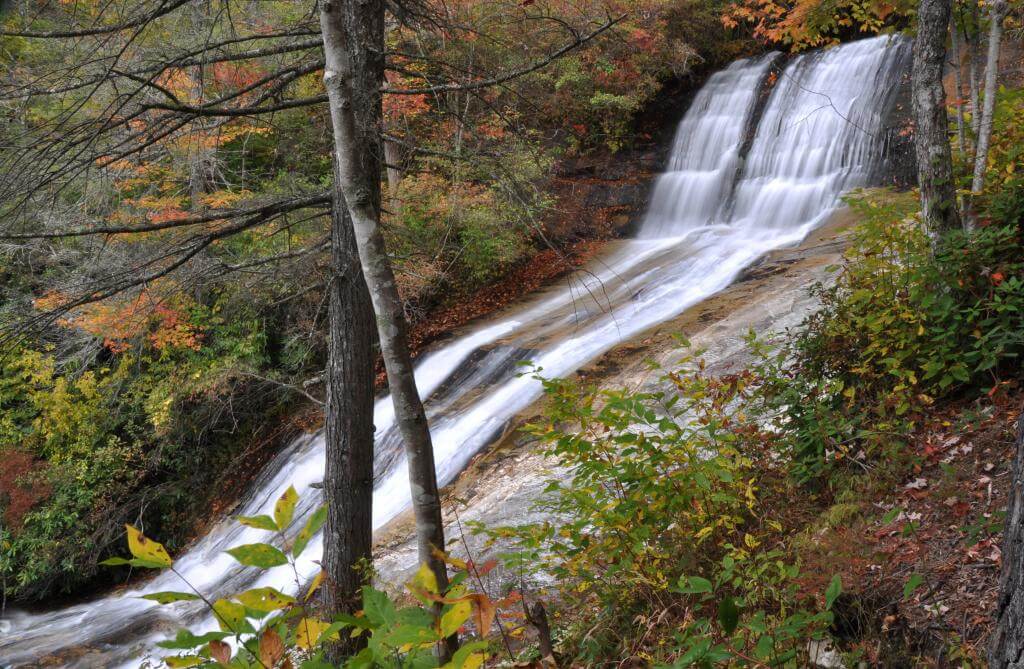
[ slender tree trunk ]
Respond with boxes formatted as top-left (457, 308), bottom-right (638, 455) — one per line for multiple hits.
top-left (950, 18), bottom-right (967, 159)
top-left (384, 138), bottom-right (403, 213)
top-left (912, 0), bottom-right (961, 234)
top-left (970, 0), bottom-right (1007, 195)
top-left (318, 0), bottom-right (457, 659)
top-left (968, 1), bottom-right (982, 138)
top-left (990, 415), bottom-right (1024, 667)
top-left (320, 174), bottom-right (376, 657)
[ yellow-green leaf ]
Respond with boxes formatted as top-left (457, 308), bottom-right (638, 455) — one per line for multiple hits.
top-left (236, 514), bottom-right (278, 532)
top-left (274, 485), bottom-right (299, 530)
top-left (293, 505), bottom-right (326, 558)
top-left (164, 656), bottom-right (203, 668)
top-left (409, 563), bottom-right (439, 597)
top-left (440, 599), bottom-right (472, 637)
top-left (226, 543), bottom-right (288, 568)
top-left (237, 587), bottom-right (295, 613)
top-left (126, 525), bottom-right (172, 568)
top-left (212, 599), bottom-right (251, 634)
top-left (140, 591), bottom-right (200, 605)
top-left (305, 570), bottom-right (325, 602)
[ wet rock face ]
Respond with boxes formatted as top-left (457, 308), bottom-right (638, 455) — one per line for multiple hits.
top-left (877, 56), bottom-right (918, 190)
top-left (546, 148), bottom-right (662, 241)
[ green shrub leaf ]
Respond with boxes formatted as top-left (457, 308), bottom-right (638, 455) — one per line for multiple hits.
top-left (293, 505), bottom-right (327, 558)
top-left (717, 596), bottom-right (740, 635)
top-left (237, 514), bottom-right (279, 532)
top-left (140, 591), bottom-right (201, 604)
top-left (226, 543), bottom-right (288, 568)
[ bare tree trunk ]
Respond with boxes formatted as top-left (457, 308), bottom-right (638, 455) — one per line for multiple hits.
top-left (318, 0), bottom-right (457, 659)
top-left (990, 415), bottom-right (1024, 668)
top-left (970, 0), bottom-right (1007, 195)
top-left (912, 0), bottom-right (961, 234)
top-left (950, 18), bottom-right (967, 158)
top-left (320, 174), bottom-right (376, 657)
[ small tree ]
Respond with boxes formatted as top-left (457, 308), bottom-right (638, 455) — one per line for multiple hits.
top-left (970, 0), bottom-right (1009, 197)
top-left (911, 0), bottom-right (961, 235)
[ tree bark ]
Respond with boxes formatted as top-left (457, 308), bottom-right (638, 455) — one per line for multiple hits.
top-left (970, 0), bottom-right (1007, 195)
top-left (990, 415), bottom-right (1024, 668)
top-left (912, 0), bottom-right (961, 235)
top-left (318, 0), bottom-right (457, 659)
top-left (320, 174), bottom-right (376, 656)
top-left (950, 18), bottom-right (967, 159)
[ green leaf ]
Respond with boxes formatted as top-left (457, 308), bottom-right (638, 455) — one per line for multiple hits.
top-left (346, 647), bottom-right (375, 669)
top-left (99, 557), bottom-right (131, 566)
top-left (293, 505), bottom-right (327, 558)
top-left (754, 635), bottom-right (775, 660)
top-left (237, 587), bottom-right (296, 613)
top-left (881, 507), bottom-right (902, 524)
top-left (362, 585), bottom-right (397, 628)
top-left (139, 591), bottom-right (201, 605)
top-left (676, 575), bottom-right (714, 595)
top-left (381, 623), bottom-right (438, 647)
top-left (717, 596), bottom-right (740, 635)
top-left (157, 629), bottom-right (231, 650)
top-left (450, 640), bottom-right (490, 668)
top-left (237, 514), bottom-right (279, 532)
top-left (825, 574), bottom-right (842, 610)
top-left (903, 573), bottom-right (924, 600)
top-left (274, 485), bottom-right (299, 530)
top-left (226, 543), bottom-right (289, 568)
top-left (164, 656), bottom-right (204, 668)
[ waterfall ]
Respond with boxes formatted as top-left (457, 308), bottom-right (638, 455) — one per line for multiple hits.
top-left (0, 35), bottom-right (911, 668)
top-left (638, 53), bottom-right (780, 238)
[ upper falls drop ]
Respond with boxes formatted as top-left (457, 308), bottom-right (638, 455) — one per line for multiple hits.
top-left (641, 35), bottom-right (911, 239)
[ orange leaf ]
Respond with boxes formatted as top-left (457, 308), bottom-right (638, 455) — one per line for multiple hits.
top-left (259, 629), bottom-right (285, 667)
top-left (209, 639), bottom-right (232, 666)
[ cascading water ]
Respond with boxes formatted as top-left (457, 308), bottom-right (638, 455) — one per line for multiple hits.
top-left (0, 35), bottom-right (911, 668)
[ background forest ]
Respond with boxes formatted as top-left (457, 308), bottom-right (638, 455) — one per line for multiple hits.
top-left (0, 0), bottom-right (737, 601)
top-left (1, 0), bottom-right (1024, 667)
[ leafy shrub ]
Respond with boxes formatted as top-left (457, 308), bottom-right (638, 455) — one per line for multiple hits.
top-left (485, 360), bottom-right (837, 665)
top-left (752, 189), bottom-right (1024, 482)
top-left (0, 294), bottom-right (307, 600)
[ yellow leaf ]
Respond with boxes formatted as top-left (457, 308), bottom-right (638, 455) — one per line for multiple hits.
top-left (305, 570), bottom-right (325, 602)
top-left (440, 599), bottom-right (472, 637)
top-left (461, 653), bottom-right (486, 669)
top-left (295, 618), bottom-right (335, 649)
top-left (410, 563), bottom-right (439, 597)
top-left (274, 485), bottom-right (299, 530)
top-left (126, 525), bottom-right (172, 567)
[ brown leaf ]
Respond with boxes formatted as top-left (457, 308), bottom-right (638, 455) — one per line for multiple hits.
top-left (260, 629), bottom-right (285, 667)
top-left (209, 639), bottom-right (232, 666)
top-left (468, 593), bottom-right (497, 636)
